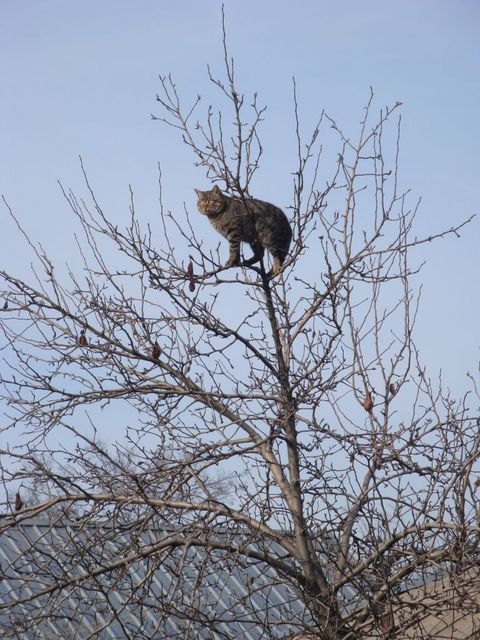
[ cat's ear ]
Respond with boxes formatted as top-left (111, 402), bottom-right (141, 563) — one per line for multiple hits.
top-left (212, 185), bottom-right (222, 194)
top-left (194, 188), bottom-right (201, 196)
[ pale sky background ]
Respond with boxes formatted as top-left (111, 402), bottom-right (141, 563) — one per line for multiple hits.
top-left (1, 0), bottom-right (479, 403)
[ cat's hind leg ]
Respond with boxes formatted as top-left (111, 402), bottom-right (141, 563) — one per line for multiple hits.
top-left (268, 249), bottom-right (288, 277)
top-left (243, 242), bottom-right (264, 267)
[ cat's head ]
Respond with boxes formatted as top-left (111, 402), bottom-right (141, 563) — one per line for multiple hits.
top-left (195, 185), bottom-right (225, 216)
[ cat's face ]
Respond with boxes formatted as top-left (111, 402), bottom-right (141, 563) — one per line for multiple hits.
top-left (195, 185), bottom-right (225, 215)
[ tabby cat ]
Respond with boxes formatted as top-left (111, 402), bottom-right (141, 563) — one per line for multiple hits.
top-left (195, 185), bottom-right (292, 276)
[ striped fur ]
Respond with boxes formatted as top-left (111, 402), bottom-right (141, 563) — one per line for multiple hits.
top-left (195, 185), bottom-right (292, 276)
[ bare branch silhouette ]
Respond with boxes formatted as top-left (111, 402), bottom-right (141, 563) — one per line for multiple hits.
top-left (0, 21), bottom-right (477, 640)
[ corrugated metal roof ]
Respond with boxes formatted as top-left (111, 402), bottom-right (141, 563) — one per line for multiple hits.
top-left (2, 517), bottom-right (479, 638)
top-left (0, 517), bottom-right (311, 639)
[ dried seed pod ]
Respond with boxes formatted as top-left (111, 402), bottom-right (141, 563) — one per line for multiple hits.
top-left (151, 342), bottom-right (161, 359)
top-left (187, 258), bottom-right (196, 292)
top-left (15, 492), bottom-right (23, 512)
top-left (362, 391), bottom-right (374, 413)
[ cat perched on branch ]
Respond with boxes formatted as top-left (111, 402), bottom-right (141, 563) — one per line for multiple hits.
top-left (195, 185), bottom-right (292, 277)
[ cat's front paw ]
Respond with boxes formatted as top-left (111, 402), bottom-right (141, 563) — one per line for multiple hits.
top-left (225, 257), bottom-right (240, 268)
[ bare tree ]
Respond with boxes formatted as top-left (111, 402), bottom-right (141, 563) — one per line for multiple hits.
top-left (0, 21), bottom-right (478, 640)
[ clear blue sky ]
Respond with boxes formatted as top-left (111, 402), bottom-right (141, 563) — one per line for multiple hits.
top-left (1, 0), bottom-right (479, 392)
